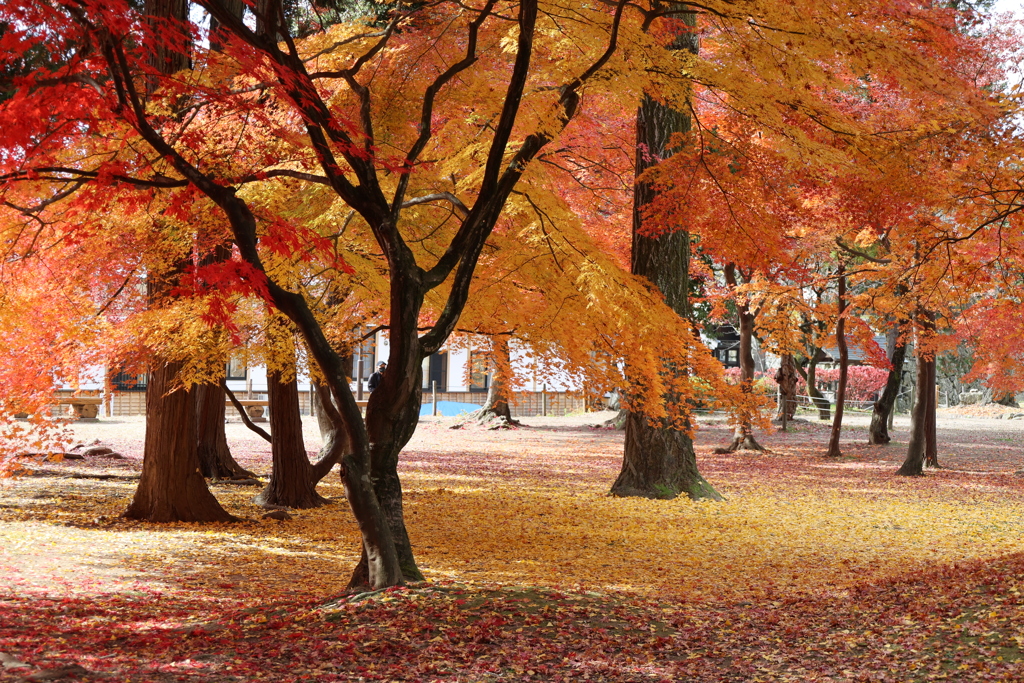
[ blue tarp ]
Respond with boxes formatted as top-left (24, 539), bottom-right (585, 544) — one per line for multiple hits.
top-left (419, 401), bottom-right (481, 417)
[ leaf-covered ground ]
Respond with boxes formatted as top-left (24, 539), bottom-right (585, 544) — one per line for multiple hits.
top-left (2, 409), bottom-right (1024, 681)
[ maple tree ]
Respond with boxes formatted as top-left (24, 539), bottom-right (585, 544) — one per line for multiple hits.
top-left (1, 0), bottom-right (1021, 601)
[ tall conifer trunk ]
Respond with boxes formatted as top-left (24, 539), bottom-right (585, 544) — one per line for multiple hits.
top-left (924, 350), bottom-right (939, 467)
top-left (254, 369), bottom-right (328, 508)
top-left (125, 358), bottom-right (236, 522)
top-left (196, 380), bottom-right (254, 479)
top-left (125, 0), bottom-right (233, 522)
top-left (611, 3), bottom-right (720, 501)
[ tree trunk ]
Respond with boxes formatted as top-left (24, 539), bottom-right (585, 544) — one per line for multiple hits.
top-left (310, 381), bottom-right (348, 483)
top-left (720, 264), bottom-right (765, 452)
top-left (868, 327), bottom-right (907, 445)
top-left (254, 370), bottom-right (328, 509)
top-left (774, 353), bottom-right (799, 425)
top-left (350, 361), bottom-right (427, 588)
top-left (805, 356), bottom-right (831, 420)
top-left (125, 0), bottom-right (234, 523)
top-left (825, 264), bottom-right (848, 458)
top-left (898, 312), bottom-right (936, 476)
top-left (924, 350), bottom-right (939, 468)
top-left (124, 360), bottom-right (236, 522)
top-left (613, 411), bottom-right (720, 500)
top-left (611, 5), bottom-right (720, 501)
top-left (196, 382), bottom-right (255, 479)
top-left (994, 391), bottom-right (1019, 407)
top-left (467, 336), bottom-right (518, 426)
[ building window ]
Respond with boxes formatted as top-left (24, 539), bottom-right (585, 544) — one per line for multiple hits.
top-left (727, 349), bottom-right (739, 365)
top-left (110, 370), bottom-right (147, 391)
top-left (422, 352), bottom-right (448, 392)
top-left (469, 352), bottom-right (489, 392)
top-left (226, 356), bottom-right (247, 380)
top-left (351, 330), bottom-right (376, 381)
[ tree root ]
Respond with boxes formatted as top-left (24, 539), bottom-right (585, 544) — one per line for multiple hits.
top-left (713, 435), bottom-right (767, 454)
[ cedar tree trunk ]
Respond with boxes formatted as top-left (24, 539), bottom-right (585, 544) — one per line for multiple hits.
top-left (868, 328), bottom-right (907, 445)
top-left (611, 4), bottom-right (720, 501)
top-left (825, 265), bottom-right (848, 458)
top-left (254, 370), bottom-right (328, 509)
top-left (124, 360), bottom-right (236, 522)
top-left (196, 382), bottom-right (254, 479)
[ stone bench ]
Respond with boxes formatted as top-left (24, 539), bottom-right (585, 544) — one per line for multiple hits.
top-left (54, 396), bottom-right (103, 421)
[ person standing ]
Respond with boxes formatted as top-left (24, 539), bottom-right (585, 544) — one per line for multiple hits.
top-left (368, 362), bottom-right (386, 392)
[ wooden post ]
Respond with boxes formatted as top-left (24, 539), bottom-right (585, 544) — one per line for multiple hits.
top-left (935, 386), bottom-right (941, 409)
top-left (779, 385), bottom-right (788, 432)
top-left (356, 345), bottom-right (364, 401)
top-left (542, 384), bottom-right (547, 417)
top-left (432, 380), bottom-right (438, 417)
top-left (246, 377), bottom-right (253, 400)
top-left (104, 374), bottom-right (113, 418)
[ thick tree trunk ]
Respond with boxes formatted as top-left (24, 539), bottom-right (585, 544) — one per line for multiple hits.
top-left (124, 360), bottom-right (236, 522)
top-left (467, 336), bottom-right (518, 426)
top-left (720, 264), bottom-right (765, 453)
top-left (613, 411), bottom-right (720, 499)
top-left (612, 5), bottom-right (719, 501)
top-left (774, 354), bottom-right (799, 425)
top-left (196, 382), bottom-right (255, 479)
top-left (254, 370), bottom-right (328, 509)
top-left (349, 364), bottom-right (426, 588)
top-left (825, 265), bottom-right (848, 458)
top-left (868, 328), bottom-right (907, 445)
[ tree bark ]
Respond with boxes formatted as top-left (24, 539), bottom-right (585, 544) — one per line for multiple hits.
top-left (467, 336), bottom-right (518, 426)
top-left (254, 370), bottom-right (329, 509)
top-left (352, 359), bottom-right (427, 587)
top-left (898, 311), bottom-right (937, 476)
top-left (125, 1), bottom-right (233, 523)
top-left (924, 350), bottom-right (939, 468)
top-left (124, 359), bottom-right (236, 522)
top-left (802, 355), bottom-right (831, 420)
top-left (611, 4), bottom-right (720, 501)
top-left (825, 264), bottom-right (848, 458)
top-left (196, 382), bottom-right (255, 479)
top-left (720, 264), bottom-right (765, 452)
top-left (310, 381), bottom-right (348, 483)
top-left (774, 353), bottom-right (799, 426)
top-left (868, 328), bottom-right (907, 445)
top-left (613, 411), bottom-right (719, 499)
